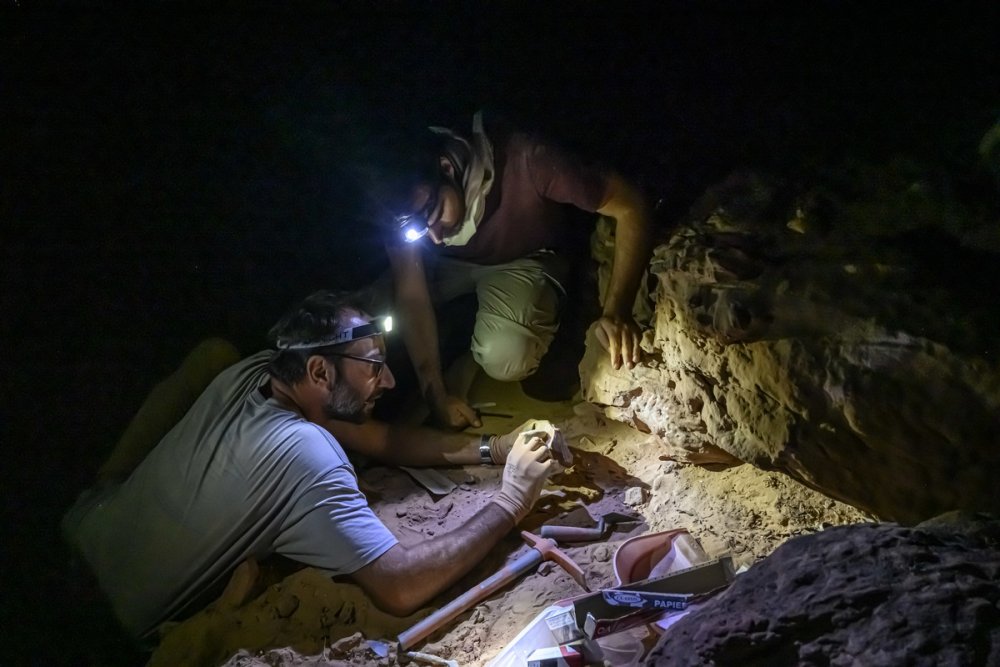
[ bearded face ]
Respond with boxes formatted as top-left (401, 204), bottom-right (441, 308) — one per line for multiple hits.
top-left (321, 377), bottom-right (368, 424)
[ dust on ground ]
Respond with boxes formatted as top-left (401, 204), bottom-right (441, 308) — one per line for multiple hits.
top-left (151, 373), bottom-right (869, 667)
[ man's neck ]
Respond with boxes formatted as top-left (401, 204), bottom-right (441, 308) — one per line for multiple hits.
top-left (268, 378), bottom-right (306, 418)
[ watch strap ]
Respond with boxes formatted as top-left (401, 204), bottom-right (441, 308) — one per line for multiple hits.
top-left (479, 434), bottom-right (495, 465)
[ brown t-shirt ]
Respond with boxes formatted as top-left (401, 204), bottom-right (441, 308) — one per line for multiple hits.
top-left (438, 126), bottom-right (609, 265)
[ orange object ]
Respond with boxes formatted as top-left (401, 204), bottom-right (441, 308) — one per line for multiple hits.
top-left (612, 528), bottom-right (690, 585)
top-left (398, 531), bottom-right (588, 650)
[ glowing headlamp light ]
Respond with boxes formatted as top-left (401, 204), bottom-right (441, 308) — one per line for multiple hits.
top-left (276, 315), bottom-right (393, 350)
top-left (395, 212), bottom-right (430, 244)
top-left (401, 222), bottom-right (429, 243)
top-left (394, 189), bottom-right (437, 244)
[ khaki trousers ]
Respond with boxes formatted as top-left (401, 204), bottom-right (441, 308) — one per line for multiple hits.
top-left (426, 251), bottom-right (567, 382)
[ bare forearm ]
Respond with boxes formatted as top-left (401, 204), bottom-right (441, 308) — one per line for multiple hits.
top-left (398, 294), bottom-right (448, 403)
top-left (598, 175), bottom-right (653, 317)
top-left (603, 208), bottom-right (652, 316)
top-left (400, 502), bottom-right (513, 605)
top-left (387, 423), bottom-right (481, 466)
top-left (388, 246), bottom-right (448, 402)
top-left (323, 418), bottom-right (482, 467)
top-left (354, 501), bottom-right (515, 615)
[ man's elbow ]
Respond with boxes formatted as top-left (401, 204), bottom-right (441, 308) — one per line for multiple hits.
top-left (351, 552), bottom-right (429, 617)
top-left (598, 178), bottom-right (651, 226)
top-left (367, 585), bottom-right (425, 617)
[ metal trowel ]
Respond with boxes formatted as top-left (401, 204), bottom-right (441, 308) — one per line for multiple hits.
top-left (540, 511), bottom-right (642, 543)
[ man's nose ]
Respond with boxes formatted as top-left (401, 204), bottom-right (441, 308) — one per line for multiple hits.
top-left (427, 224), bottom-right (443, 245)
top-left (380, 364), bottom-right (397, 390)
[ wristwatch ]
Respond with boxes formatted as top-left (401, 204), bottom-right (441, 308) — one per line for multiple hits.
top-left (479, 434), bottom-right (495, 466)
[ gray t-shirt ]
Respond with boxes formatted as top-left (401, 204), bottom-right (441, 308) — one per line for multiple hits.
top-left (63, 351), bottom-right (397, 637)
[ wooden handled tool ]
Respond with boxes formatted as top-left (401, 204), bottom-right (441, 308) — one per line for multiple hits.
top-left (397, 531), bottom-right (588, 650)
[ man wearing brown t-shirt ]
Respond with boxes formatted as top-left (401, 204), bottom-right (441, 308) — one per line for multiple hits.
top-left (368, 111), bottom-right (652, 430)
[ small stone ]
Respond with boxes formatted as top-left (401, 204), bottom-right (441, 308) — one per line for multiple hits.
top-left (624, 486), bottom-right (648, 506)
top-left (592, 544), bottom-right (612, 562)
top-left (537, 561), bottom-right (554, 576)
top-left (274, 593), bottom-right (299, 619)
top-left (437, 500), bottom-right (455, 518)
top-left (395, 508), bottom-right (408, 517)
top-left (328, 631), bottom-right (363, 656)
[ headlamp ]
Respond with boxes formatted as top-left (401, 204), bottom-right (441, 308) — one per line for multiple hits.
top-left (276, 315), bottom-right (393, 350)
top-left (393, 187), bottom-right (438, 244)
top-left (395, 213), bottom-right (430, 244)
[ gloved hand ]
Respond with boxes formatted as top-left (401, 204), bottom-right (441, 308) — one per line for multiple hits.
top-left (491, 433), bottom-right (554, 523)
top-left (489, 419), bottom-right (573, 467)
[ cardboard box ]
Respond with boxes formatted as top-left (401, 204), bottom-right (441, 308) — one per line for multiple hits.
top-left (544, 606), bottom-right (584, 644)
top-left (526, 642), bottom-right (584, 667)
top-left (572, 556), bottom-right (734, 639)
top-left (600, 589), bottom-right (692, 611)
top-left (584, 607), bottom-right (668, 640)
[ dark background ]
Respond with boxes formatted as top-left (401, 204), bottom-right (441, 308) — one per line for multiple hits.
top-left (3, 2), bottom-right (999, 665)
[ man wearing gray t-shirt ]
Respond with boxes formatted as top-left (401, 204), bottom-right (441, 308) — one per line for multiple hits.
top-left (63, 290), bottom-right (554, 639)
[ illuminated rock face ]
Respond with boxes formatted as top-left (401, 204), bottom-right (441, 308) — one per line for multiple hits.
top-left (646, 515), bottom-right (1000, 666)
top-left (581, 170), bottom-right (1000, 523)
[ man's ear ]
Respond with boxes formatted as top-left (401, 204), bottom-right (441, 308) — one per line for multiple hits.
top-left (306, 355), bottom-right (335, 387)
top-left (439, 155), bottom-right (456, 179)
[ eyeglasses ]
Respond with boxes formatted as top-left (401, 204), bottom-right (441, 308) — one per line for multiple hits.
top-left (325, 352), bottom-right (385, 378)
top-left (394, 187), bottom-right (439, 243)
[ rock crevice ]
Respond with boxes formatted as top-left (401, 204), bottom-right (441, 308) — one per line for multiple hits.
top-left (582, 168), bottom-right (1000, 522)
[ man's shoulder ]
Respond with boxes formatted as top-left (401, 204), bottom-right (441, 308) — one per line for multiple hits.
top-left (215, 350), bottom-right (273, 394)
top-left (258, 414), bottom-right (352, 469)
top-left (489, 120), bottom-right (538, 157)
top-left (482, 111), bottom-right (569, 152)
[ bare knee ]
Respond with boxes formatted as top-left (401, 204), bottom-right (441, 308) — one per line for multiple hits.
top-left (474, 333), bottom-right (542, 382)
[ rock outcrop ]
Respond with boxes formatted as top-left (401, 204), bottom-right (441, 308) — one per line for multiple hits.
top-left (582, 166), bottom-right (1000, 522)
top-left (645, 514), bottom-right (1000, 666)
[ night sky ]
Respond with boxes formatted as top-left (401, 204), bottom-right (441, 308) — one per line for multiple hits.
top-left (3, 3), bottom-right (999, 665)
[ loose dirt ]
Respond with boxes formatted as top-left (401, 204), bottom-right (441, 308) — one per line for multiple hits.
top-left (151, 373), bottom-right (869, 667)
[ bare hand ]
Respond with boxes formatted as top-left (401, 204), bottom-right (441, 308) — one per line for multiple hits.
top-left (593, 314), bottom-right (642, 370)
top-left (431, 394), bottom-right (481, 431)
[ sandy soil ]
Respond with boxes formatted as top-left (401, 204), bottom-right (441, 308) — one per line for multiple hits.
top-left (151, 373), bottom-right (869, 667)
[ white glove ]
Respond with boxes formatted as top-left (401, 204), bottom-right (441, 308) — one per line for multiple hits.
top-left (490, 419), bottom-right (573, 467)
top-left (491, 433), bottom-right (554, 522)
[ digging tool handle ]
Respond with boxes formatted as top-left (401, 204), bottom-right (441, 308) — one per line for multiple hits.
top-left (397, 549), bottom-right (542, 650)
top-left (540, 524), bottom-right (605, 542)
